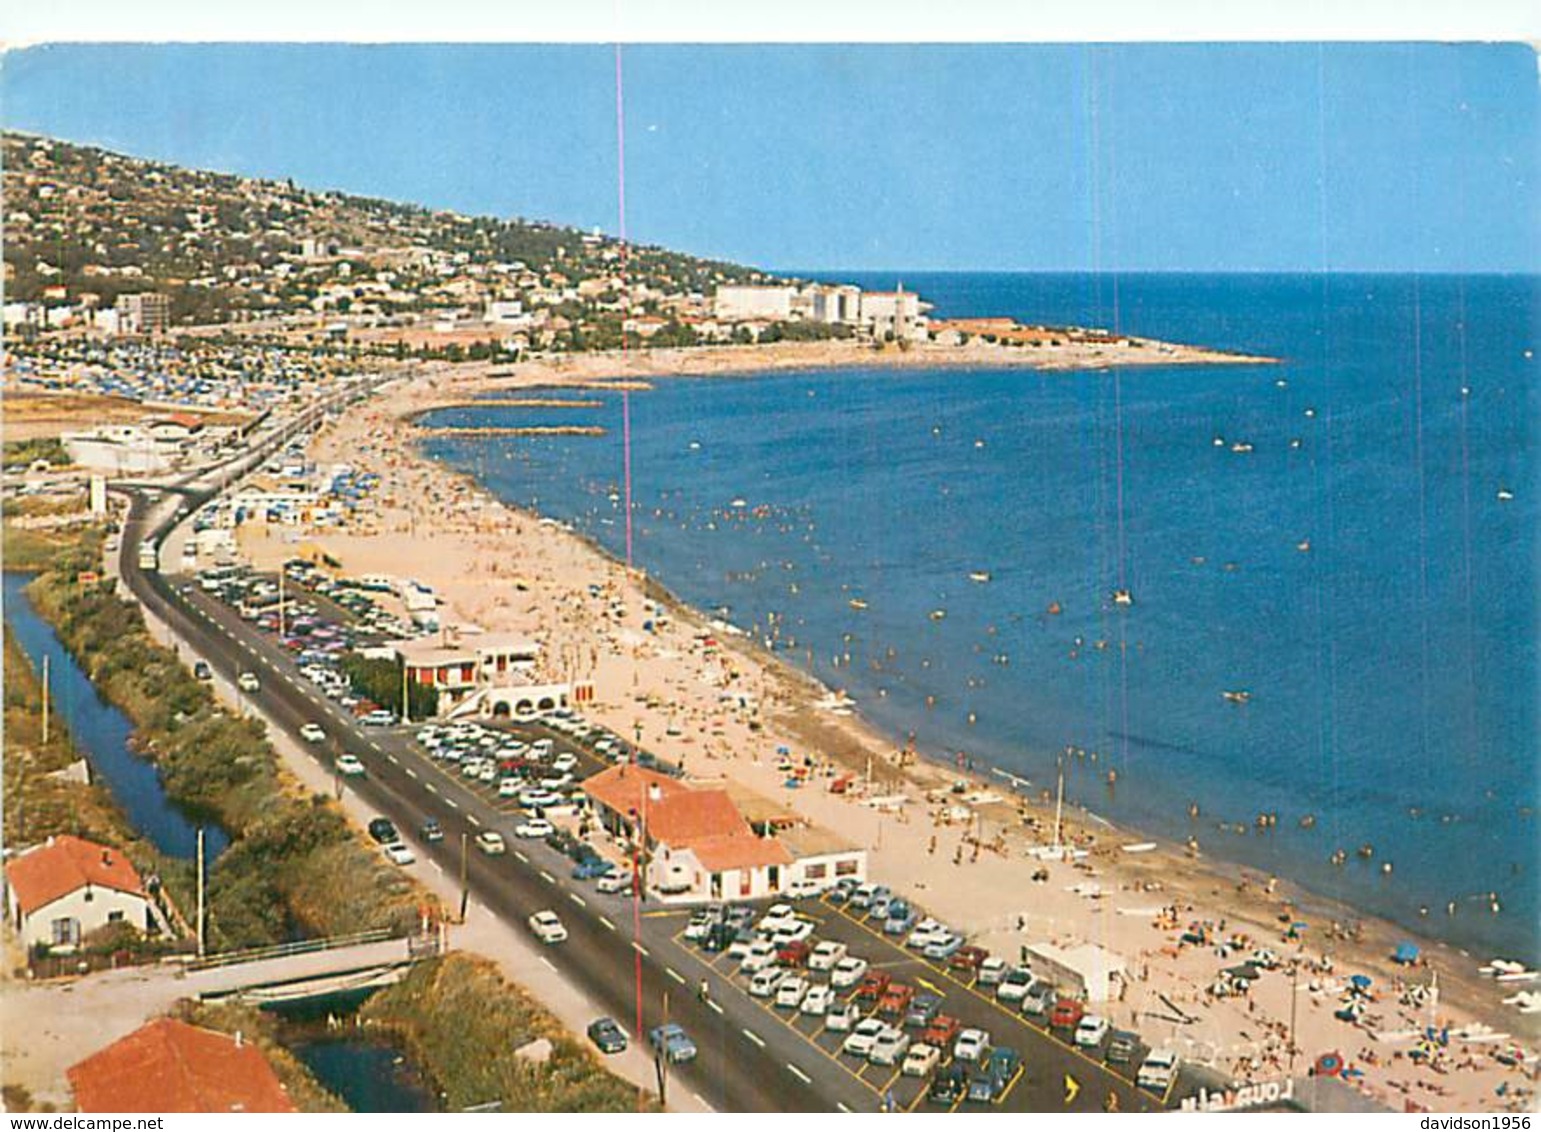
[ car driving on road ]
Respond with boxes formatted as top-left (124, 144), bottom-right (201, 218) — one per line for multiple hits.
top-left (475, 831), bottom-right (507, 856)
top-left (529, 910), bottom-right (567, 944)
top-left (334, 754), bottom-right (365, 777)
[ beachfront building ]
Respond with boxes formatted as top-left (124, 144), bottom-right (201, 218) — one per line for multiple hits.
top-left (393, 630), bottom-right (579, 719)
top-left (228, 476), bottom-right (323, 525)
top-left (68, 1018), bottom-right (297, 1113)
top-left (580, 765), bottom-right (865, 902)
top-left (1022, 940), bottom-right (1129, 1003)
top-left (713, 284), bottom-right (795, 322)
top-left (61, 424), bottom-right (179, 474)
top-left (4, 834), bottom-right (154, 950)
top-left (860, 287), bottom-right (931, 342)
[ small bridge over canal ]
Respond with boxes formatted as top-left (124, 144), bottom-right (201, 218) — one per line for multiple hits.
top-left (182, 927), bottom-right (443, 1004)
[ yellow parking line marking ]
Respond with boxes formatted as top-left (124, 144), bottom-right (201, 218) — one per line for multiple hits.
top-left (995, 1064), bottom-right (1026, 1105)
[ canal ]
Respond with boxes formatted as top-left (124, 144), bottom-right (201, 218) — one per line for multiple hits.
top-left (267, 990), bottom-right (438, 1113)
top-left (3, 572), bottom-right (231, 859)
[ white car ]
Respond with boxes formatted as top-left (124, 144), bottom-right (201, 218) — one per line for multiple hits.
top-left (334, 754), bottom-right (366, 777)
top-left (477, 762), bottom-right (498, 783)
top-left (842, 1018), bottom-right (887, 1058)
top-left (906, 920), bottom-right (949, 950)
top-left (800, 983), bottom-right (835, 1016)
top-left (552, 752), bottom-right (579, 773)
top-left (749, 967), bottom-right (789, 998)
top-left (868, 1027), bottom-right (911, 1067)
top-left (1074, 1014), bottom-right (1111, 1049)
top-left (978, 957), bottom-right (1010, 987)
top-left (515, 817), bottom-right (554, 839)
top-left (902, 1043), bottom-right (941, 1077)
top-left (520, 789), bottom-right (562, 809)
top-left (1137, 1048), bottom-right (1181, 1091)
top-left (770, 918), bottom-right (815, 945)
top-left (774, 976), bottom-right (809, 1009)
top-left (739, 940), bottom-right (778, 973)
top-left (597, 868), bottom-right (635, 895)
top-left (529, 911), bottom-right (567, 944)
top-left (475, 831), bottom-right (507, 856)
top-left (237, 671), bottom-right (260, 692)
top-left (498, 777), bottom-right (522, 798)
top-left (808, 940), bottom-right (848, 971)
top-left (540, 772), bottom-right (575, 790)
top-left (300, 723), bottom-right (326, 743)
top-left (461, 758), bottom-right (487, 778)
top-left (756, 904), bottom-right (798, 934)
top-left (996, 967), bottom-right (1037, 1003)
top-left (830, 956), bottom-right (869, 988)
top-left (382, 842), bottom-right (415, 866)
top-left (825, 1000), bottom-right (860, 1032)
top-left (953, 1028), bottom-right (992, 1062)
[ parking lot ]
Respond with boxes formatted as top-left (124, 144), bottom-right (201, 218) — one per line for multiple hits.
top-left (658, 890), bottom-right (1176, 1113)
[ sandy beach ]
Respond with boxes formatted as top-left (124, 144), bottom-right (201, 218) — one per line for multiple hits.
top-left (233, 353), bottom-right (1537, 1114)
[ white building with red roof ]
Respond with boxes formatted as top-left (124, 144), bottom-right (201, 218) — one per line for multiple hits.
top-left (581, 765), bottom-right (863, 903)
top-left (4, 834), bottom-right (152, 949)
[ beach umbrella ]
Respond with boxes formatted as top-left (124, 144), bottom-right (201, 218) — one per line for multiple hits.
top-left (1349, 974), bottom-right (1373, 991)
top-left (1314, 1052), bottom-right (1344, 1077)
top-left (1291, 921), bottom-right (1310, 933)
top-left (1393, 942), bottom-right (1420, 964)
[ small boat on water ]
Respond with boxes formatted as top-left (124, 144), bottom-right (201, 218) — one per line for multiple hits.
top-left (1111, 589), bottom-right (1133, 607)
top-left (1497, 487), bottom-right (1515, 502)
top-left (1231, 441), bottom-right (1254, 454)
top-left (1296, 538), bottom-right (1312, 552)
top-left (1222, 690), bottom-right (1251, 704)
top-left (1047, 601), bottom-right (1062, 615)
top-left (848, 598), bottom-right (868, 611)
top-left (929, 609), bottom-right (947, 621)
top-left (969, 571), bottom-right (992, 583)
top-left (730, 498), bottom-right (748, 508)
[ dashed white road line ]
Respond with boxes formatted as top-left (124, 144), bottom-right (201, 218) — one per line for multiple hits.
top-left (385, 753), bottom-right (398, 764)
top-left (540, 957), bottom-right (557, 971)
top-left (404, 768), bottom-right (418, 780)
top-left (465, 814), bottom-right (481, 828)
top-left (513, 850), bottom-right (529, 864)
top-left (706, 1000), bottom-right (724, 1015)
top-left (786, 1063), bottom-right (811, 1085)
top-left (424, 783), bottom-right (439, 795)
top-left (598, 916), bottom-right (616, 932)
top-left (444, 798), bottom-right (459, 810)
top-left (569, 893), bottom-right (587, 908)
top-left (631, 941), bottom-right (649, 957)
top-left (539, 870), bottom-right (555, 884)
top-left (666, 967), bottom-right (685, 985)
top-left (742, 1029), bottom-right (765, 1048)
top-left (836, 1103), bottom-right (853, 1114)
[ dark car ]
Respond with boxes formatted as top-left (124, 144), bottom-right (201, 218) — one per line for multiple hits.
top-left (856, 972), bottom-right (893, 1006)
top-left (928, 1063), bottom-right (969, 1105)
top-left (648, 1023), bottom-right (697, 1064)
top-left (587, 1017), bottom-right (628, 1054)
top-left (967, 1047), bottom-right (1022, 1102)
top-left (949, 945), bottom-right (990, 976)
top-left (419, 818), bottom-right (444, 843)
top-left (1106, 1029), bottom-right (1141, 1065)
top-left (573, 857), bottom-right (611, 880)
top-left (367, 817), bottom-right (400, 844)
top-left (903, 993), bottom-right (943, 1030)
top-left (193, 661), bottom-right (213, 680)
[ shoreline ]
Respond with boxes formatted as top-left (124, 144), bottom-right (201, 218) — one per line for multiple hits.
top-left (235, 361), bottom-right (1536, 1113)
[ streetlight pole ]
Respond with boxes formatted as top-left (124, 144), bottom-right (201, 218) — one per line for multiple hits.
top-left (459, 833), bottom-right (470, 923)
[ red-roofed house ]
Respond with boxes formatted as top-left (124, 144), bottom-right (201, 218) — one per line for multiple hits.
top-left (68, 1018), bottom-right (296, 1113)
top-left (4, 835), bottom-right (151, 949)
top-left (581, 766), bottom-right (797, 901)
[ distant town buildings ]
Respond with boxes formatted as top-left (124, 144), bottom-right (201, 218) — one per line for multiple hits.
top-left (114, 291), bottom-right (170, 335)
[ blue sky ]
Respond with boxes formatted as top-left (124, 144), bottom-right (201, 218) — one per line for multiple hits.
top-left (3, 42), bottom-right (1536, 272)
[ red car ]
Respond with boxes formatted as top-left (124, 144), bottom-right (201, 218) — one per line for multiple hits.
top-left (856, 972), bottom-right (893, 1006)
top-left (1049, 998), bottom-right (1086, 1029)
top-left (777, 939), bottom-right (812, 967)
top-left (949, 945), bottom-right (989, 975)
top-left (922, 1014), bottom-right (962, 1048)
top-left (877, 984), bottom-right (916, 1020)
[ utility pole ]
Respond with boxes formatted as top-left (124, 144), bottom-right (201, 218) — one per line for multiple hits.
top-left (1287, 959), bottom-right (1299, 1075)
top-left (654, 989), bottom-right (669, 1109)
top-left (401, 664), bottom-right (410, 726)
top-left (195, 827), bottom-right (207, 959)
top-left (41, 655), bottom-right (50, 746)
top-left (278, 568), bottom-right (286, 640)
top-left (458, 833), bottom-right (470, 922)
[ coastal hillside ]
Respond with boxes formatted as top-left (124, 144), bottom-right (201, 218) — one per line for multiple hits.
top-left (1, 131), bottom-right (768, 339)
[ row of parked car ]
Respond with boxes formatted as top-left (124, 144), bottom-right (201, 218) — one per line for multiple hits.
top-left (831, 878), bottom-right (1181, 1092)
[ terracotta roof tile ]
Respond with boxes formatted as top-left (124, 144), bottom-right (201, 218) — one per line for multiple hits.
top-left (5, 835), bottom-right (145, 915)
top-left (580, 764), bottom-right (688, 818)
top-left (685, 833), bottom-right (793, 872)
top-left (68, 1018), bottom-right (296, 1113)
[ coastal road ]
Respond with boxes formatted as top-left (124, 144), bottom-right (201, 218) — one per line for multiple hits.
top-left (114, 490), bottom-right (875, 1113)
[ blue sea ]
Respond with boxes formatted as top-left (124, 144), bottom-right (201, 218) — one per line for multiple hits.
top-left (422, 273), bottom-right (1539, 963)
